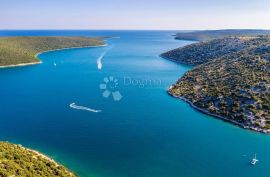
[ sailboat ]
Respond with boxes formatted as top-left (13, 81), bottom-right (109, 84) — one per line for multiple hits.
top-left (251, 154), bottom-right (258, 165)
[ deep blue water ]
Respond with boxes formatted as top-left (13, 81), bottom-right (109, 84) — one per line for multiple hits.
top-left (1, 30), bottom-right (270, 177)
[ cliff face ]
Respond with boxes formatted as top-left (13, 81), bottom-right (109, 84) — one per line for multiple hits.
top-left (165, 36), bottom-right (270, 133)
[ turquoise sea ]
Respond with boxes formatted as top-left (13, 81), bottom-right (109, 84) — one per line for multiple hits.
top-left (1, 30), bottom-right (270, 177)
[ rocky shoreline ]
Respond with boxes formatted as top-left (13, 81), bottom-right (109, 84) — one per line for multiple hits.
top-left (163, 35), bottom-right (270, 134)
top-left (167, 89), bottom-right (269, 134)
top-left (0, 61), bottom-right (42, 68)
top-left (0, 141), bottom-right (77, 176)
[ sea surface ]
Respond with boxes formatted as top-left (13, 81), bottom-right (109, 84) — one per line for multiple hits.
top-left (0, 30), bottom-right (270, 177)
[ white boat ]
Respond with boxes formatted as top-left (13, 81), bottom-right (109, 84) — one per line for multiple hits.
top-left (69, 103), bottom-right (102, 113)
top-left (251, 154), bottom-right (258, 165)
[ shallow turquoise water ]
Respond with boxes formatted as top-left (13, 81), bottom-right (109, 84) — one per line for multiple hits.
top-left (1, 30), bottom-right (270, 177)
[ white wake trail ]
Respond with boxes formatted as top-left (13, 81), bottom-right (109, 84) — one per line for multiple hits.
top-left (69, 103), bottom-right (102, 113)
top-left (97, 51), bottom-right (106, 70)
top-left (96, 46), bottom-right (113, 70)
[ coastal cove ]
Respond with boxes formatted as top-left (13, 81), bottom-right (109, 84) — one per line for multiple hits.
top-left (0, 43), bottom-right (107, 69)
top-left (0, 36), bottom-right (105, 68)
top-left (1, 30), bottom-right (270, 177)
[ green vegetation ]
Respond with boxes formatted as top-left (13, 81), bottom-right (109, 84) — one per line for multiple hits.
top-left (0, 37), bottom-right (105, 67)
top-left (161, 36), bottom-right (265, 65)
top-left (0, 142), bottom-right (76, 177)
top-left (174, 29), bottom-right (270, 41)
top-left (161, 37), bottom-right (255, 65)
top-left (165, 35), bottom-right (270, 133)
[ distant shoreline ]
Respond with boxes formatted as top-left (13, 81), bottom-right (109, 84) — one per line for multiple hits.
top-left (35, 43), bottom-right (108, 57)
top-left (0, 44), bottom-right (107, 69)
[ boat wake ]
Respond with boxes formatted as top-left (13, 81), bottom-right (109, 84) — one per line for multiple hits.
top-left (69, 103), bottom-right (102, 113)
top-left (97, 51), bottom-right (106, 70)
top-left (97, 47), bottom-right (113, 70)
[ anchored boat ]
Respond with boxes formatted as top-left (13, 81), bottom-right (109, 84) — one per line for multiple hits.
top-left (251, 154), bottom-right (258, 165)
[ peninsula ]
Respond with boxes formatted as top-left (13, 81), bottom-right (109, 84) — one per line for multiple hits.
top-left (0, 36), bottom-right (105, 68)
top-left (162, 31), bottom-right (270, 133)
top-left (161, 37), bottom-right (258, 65)
top-left (0, 141), bottom-right (76, 176)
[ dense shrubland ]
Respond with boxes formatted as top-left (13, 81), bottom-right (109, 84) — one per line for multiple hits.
top-left (0, 142), bottom-right (76, 177)
top-left (0, 37), bottom-right (104, 66)
top-left (165, 36), bottom-right (270, 133)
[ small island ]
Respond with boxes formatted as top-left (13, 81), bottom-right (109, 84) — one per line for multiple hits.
top-left (0, 141), bottom-right (76, 176)
top-left (162, 31), bottom-right (270, 133)
top-left (0, 36), bottom-right (105, 68)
